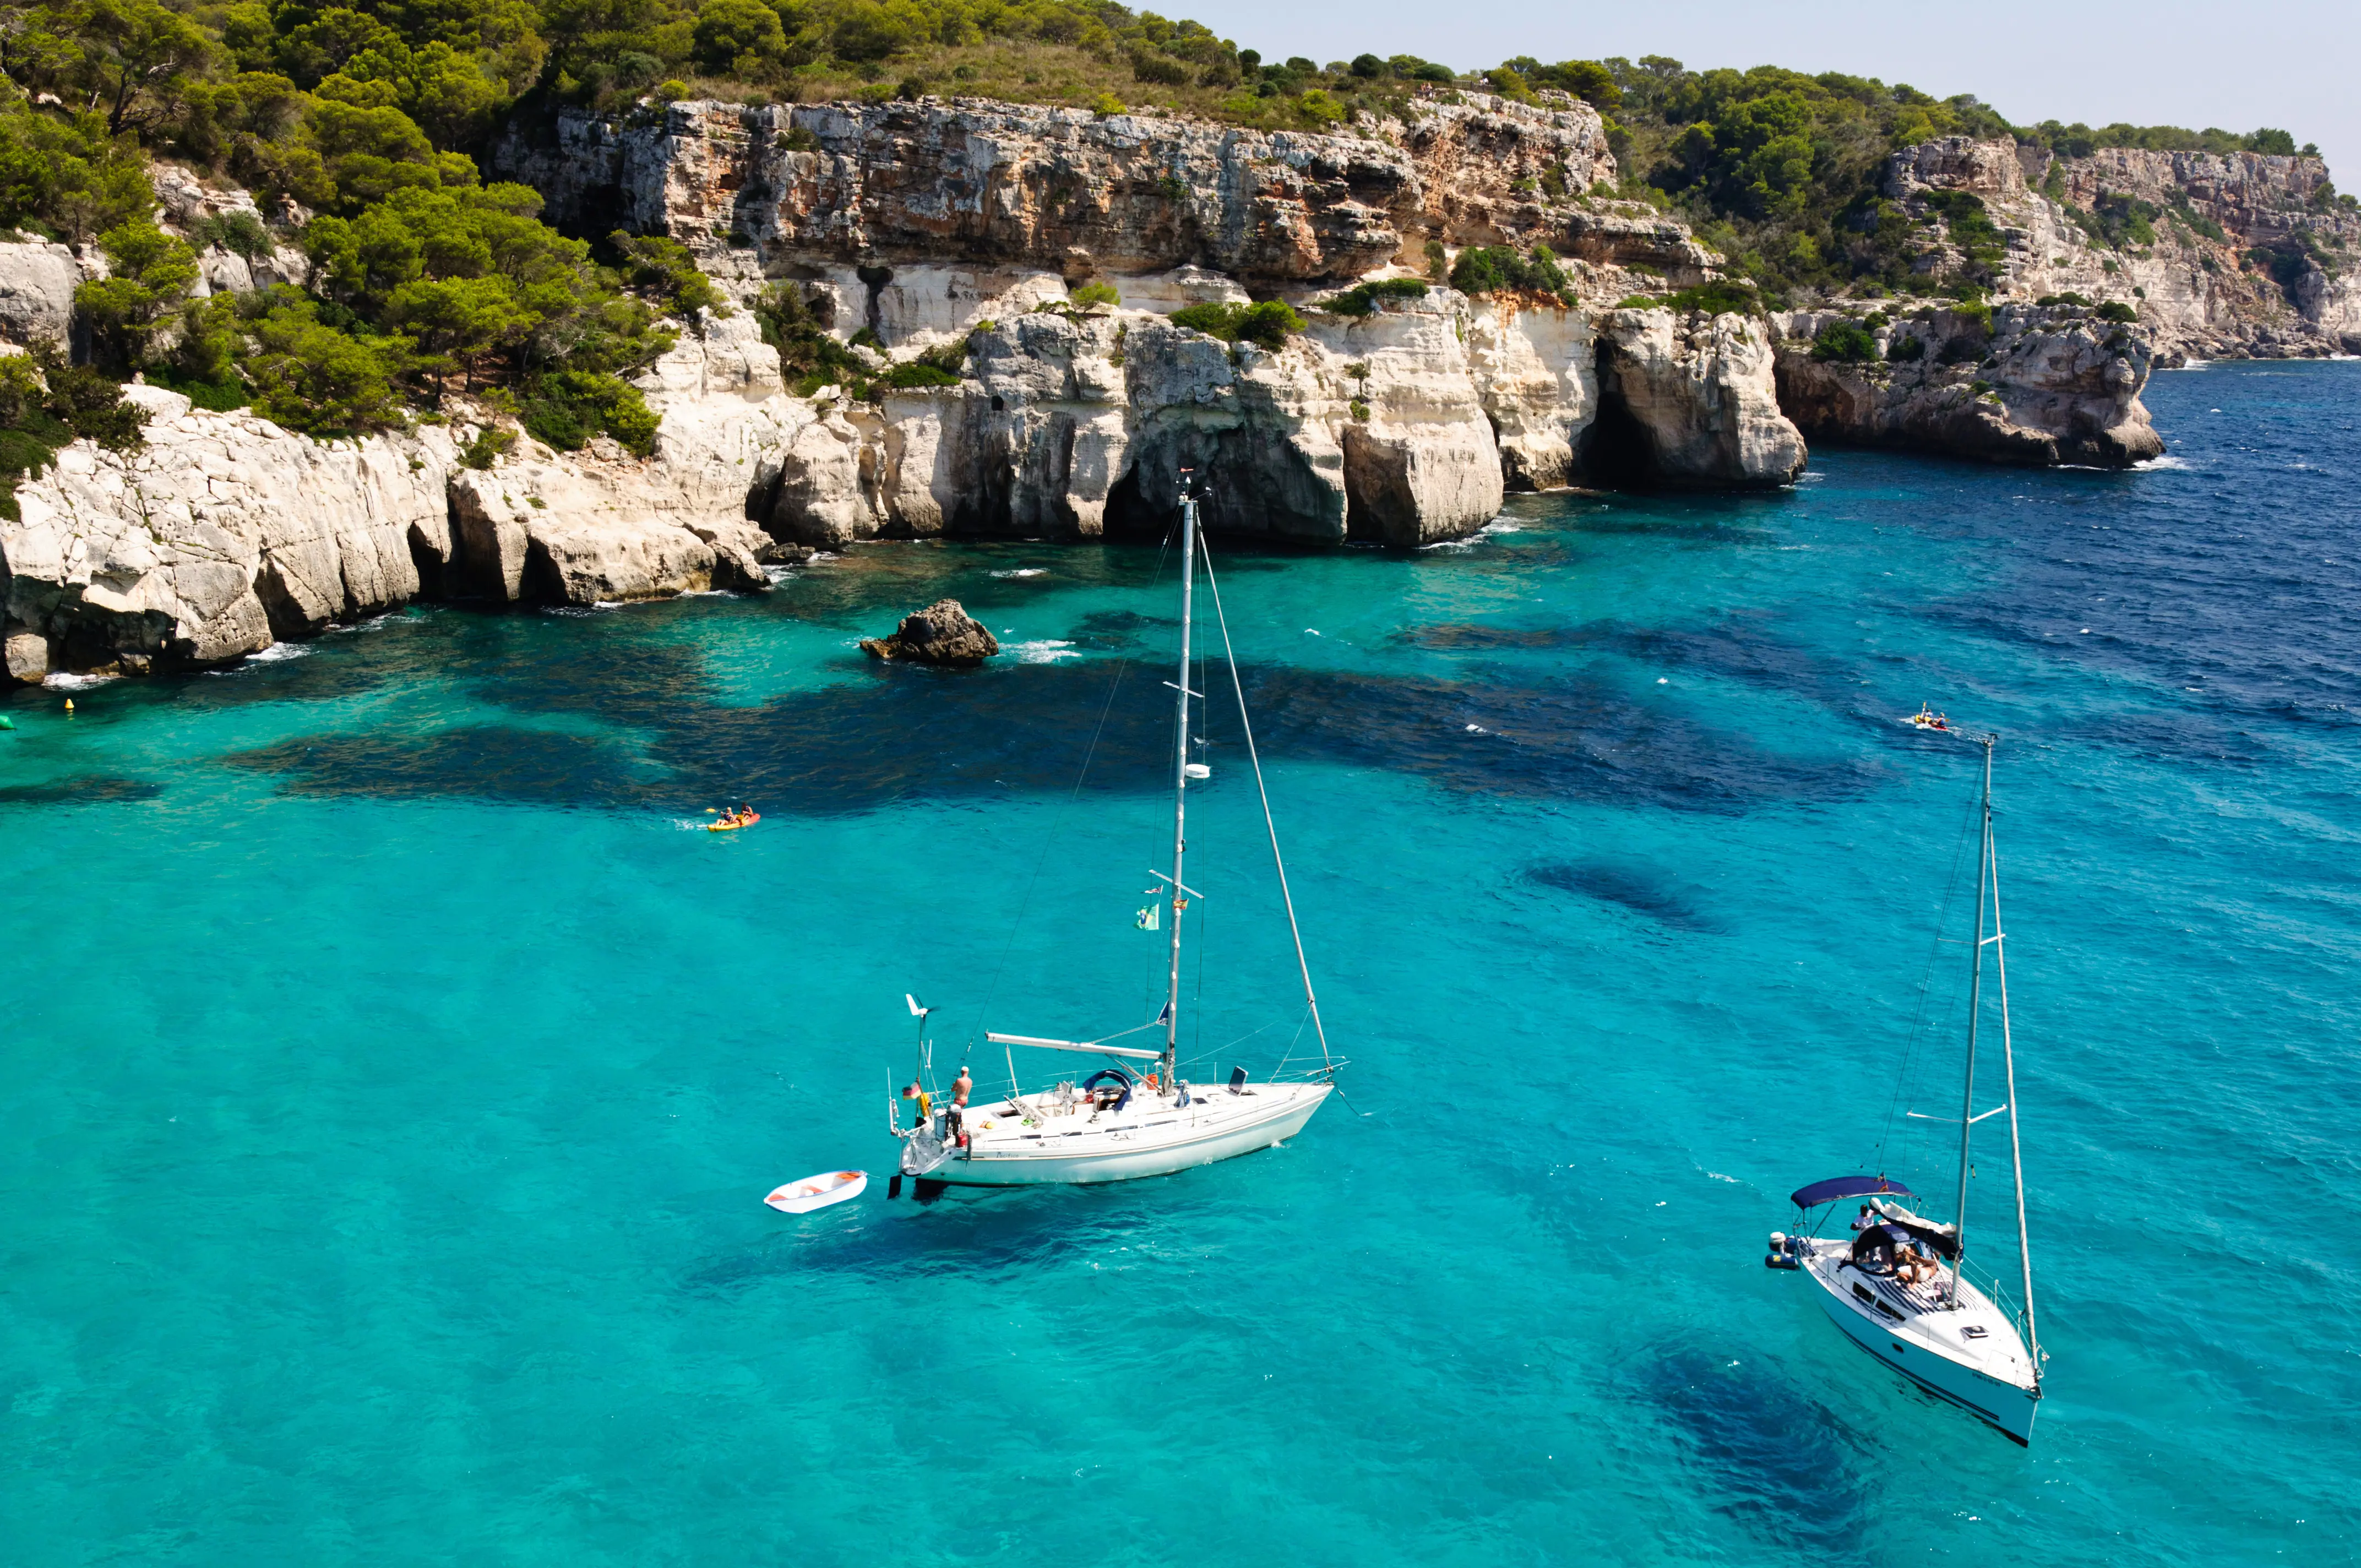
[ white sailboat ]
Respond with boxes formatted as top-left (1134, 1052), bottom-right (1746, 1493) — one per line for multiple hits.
top-left (891, 472), bottom-right (1337, 1189)
top-left (1767, 733), bottom-right (2048, 1444)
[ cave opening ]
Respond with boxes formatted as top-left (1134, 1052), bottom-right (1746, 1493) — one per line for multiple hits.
top-left (1578, 348), bottom-right (1660, 490)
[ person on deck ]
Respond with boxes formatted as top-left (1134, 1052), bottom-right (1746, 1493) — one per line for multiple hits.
top-left (948, 1067), bottom-right (972, 1145)
top-left (1852, 1204), bottom-right (1876, 1232)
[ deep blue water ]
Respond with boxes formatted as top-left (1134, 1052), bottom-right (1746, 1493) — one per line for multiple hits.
top-left (3, 362), bottom-right (2356, 1565)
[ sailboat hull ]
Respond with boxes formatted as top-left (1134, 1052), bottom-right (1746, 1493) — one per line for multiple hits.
top-left (1797, 1239), bottom-right (2041, 1444)
top-left (914, 1082), bottom-right (1331, 1186)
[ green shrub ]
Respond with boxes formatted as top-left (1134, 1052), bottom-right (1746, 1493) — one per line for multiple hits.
top-left (75, 217), bottom-right (201, 372)
top-left (752, 284), bottom-right (870, 396)
top-left (612, 231), bottom-right (726, 323)
top-left (1664, 279), bottom-right (1761, 316)
top-left (155, 372), bottom-right (249, 411)
top-left (521, 371), bottom-right (660, 456)
top-left (1886, 333), bottom-right (1925, 361)
top-left (1810, 320), bottom-right (1879, 361)
top-left (242, 291), bottom-right (412, 436)
top-left (1323, 277), bottom-right (1429, 316)
top-left (1168, 298), bottom-right (1304, 349)
top-left (0, 347), bottom-right (146, 519)
top-left (2095, 300), bottom-right (2137, 324)
top-left (1070, 281), bottom-right (1120, 308)
top-left (879, 360), bottom-right (960, 389)
top-left (2036, 291), bottom-right (2093, 307)
top-left (1949, 299), bottom-right (1995, 335)
top-left (1448, 244), bottom-right (1575, 304)
top-left (461, 426), bottom-right (516, 469)
top-left (1348, 398), bottom-right (1371, 421)
top-left (189, 211), bottom-right (275, 263)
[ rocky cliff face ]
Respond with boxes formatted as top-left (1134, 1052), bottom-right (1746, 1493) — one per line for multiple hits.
top-left (1775, 304), bottom-right (2163, 468)
top-left (1, 317), bottom-right (787, 684)
top-left (1885, 136), bottom-right (2360, 360)
top-left (494, 93), bottom-right (1690, 293)
top-left (5, 92), bottom-right (1826, 686)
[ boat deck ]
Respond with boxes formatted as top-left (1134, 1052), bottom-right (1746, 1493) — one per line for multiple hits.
top-left (905, 1079), bottom-right (1331, 1185)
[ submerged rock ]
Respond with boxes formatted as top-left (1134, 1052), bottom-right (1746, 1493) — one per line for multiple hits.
top-left (861, 599), bottom-right (999, 665)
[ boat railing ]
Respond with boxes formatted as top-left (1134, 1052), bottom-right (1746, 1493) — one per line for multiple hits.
top-left (1957, 1253), bottom-right (2036, 1341)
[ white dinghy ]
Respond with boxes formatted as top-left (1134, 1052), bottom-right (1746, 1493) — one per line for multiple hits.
top-left (1767, 732), bottom-right (2048, 1445)
top-left (764, 1170), bottom-right (867, 1213)
top-left (890, 470), bottom-right (1339, 1190)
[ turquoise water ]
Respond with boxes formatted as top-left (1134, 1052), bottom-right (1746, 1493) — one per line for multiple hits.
top-left (4, 363), bottom-right (2357, 1565)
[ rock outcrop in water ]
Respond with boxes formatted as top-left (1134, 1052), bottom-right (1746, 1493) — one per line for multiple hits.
top-left (57, 90), bottom-right (2361, 680)
top-left (860, 598), bottom-right (999, 665)
top-left (0, 318), bottom-right (790, 683)
top-left (1773, 303), bottom-right (2164, 469)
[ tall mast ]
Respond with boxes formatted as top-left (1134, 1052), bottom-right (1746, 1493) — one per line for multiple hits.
top-left (1951, 734), bottom-right (1994, 1306)
top-left (1162, 475), bottom-right (1198, 1090)
top-left (1989, 771), bottom-right (2042, 1378)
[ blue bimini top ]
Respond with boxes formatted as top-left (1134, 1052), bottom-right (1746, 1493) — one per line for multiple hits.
top-left (1789, 1174), bottom-right (1918, 1210)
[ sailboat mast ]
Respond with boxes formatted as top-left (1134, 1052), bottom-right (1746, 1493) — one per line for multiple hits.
top-left (1950, 734), bottom-right (1994, 1306)
top-left (1162, 478), bottom-right (1198, 1088)
top-left (1989, 776), bottom-right (2042, 1376)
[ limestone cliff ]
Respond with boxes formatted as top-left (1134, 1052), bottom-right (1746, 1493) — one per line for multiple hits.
top-left (1775, 304), bottom-right (2162, 469)
top-left (3, 92), bottom-right (1825, 686)
top-left (494, 93), bottom-right (1683, 294)
top-left (1, 318), bottom-right (787, 684)
top-left (1884, 136), bottom-right (2360, 360)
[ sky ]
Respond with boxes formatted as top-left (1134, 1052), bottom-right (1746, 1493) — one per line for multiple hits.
top-left (1173, 0), bottom-right (2359, 182)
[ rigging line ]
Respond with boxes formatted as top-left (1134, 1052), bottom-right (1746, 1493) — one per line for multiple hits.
top-left (1987, 835), bottom-right (2042, 1368)
top-left (964, 523), bottom-right (1179, 1057)
top-left (1176, 1019), bottom-right (1283, 1069)
top-left (1198, 538), bottom-right (1333, 1071)
top-left (1873, 767), bottom-right (1986, 1168)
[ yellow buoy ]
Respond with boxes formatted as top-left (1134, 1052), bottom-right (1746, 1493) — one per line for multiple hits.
top-left (63, 697), bottom-right (75, 715)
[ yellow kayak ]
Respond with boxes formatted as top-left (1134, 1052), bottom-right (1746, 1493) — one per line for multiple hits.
top-left (708, 811), bottom-right (761, 832)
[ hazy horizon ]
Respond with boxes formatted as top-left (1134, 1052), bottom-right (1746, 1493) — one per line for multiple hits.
top-left (1174, 0), bottom-right (2357, 183)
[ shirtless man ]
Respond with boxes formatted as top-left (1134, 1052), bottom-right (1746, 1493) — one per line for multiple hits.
top-left (948, 1066), bottom-right (973, 1145)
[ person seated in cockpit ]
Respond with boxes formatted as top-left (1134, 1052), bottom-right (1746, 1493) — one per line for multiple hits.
top-left (1848, 1223), bottom-right (1897, 1273)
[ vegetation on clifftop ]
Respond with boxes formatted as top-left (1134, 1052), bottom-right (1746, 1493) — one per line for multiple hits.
top-left (0, 0), bottom-right (2346, 444)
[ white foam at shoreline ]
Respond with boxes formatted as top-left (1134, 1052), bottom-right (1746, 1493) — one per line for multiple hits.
top-left (1010, 639), bottom-right (1078, 663)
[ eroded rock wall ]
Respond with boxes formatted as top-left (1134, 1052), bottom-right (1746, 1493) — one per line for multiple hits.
top-left (0, 319), bottom-right (803, 683)
top-left (498, 93), bottom-right (1637, 294)
top-left (1775, 306), bottom-right (2162, 468)
top-left (1886, 136), bottom-right (2360, 359)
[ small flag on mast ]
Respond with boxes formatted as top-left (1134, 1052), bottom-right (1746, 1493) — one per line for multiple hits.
top-left (1135, 905), bottom-right (1160, 930)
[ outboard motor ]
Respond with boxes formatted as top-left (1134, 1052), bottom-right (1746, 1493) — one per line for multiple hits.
top-left (1765, 1230), bottom-right (1800, 1270)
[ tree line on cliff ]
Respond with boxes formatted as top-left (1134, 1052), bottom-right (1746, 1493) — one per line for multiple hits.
top-left (0, 0), bottom-right (2347, 471)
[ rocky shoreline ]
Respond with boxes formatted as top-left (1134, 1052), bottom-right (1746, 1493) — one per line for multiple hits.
top-left (3, 92), bottom-right (2347, 687)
